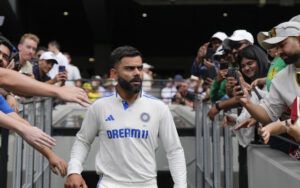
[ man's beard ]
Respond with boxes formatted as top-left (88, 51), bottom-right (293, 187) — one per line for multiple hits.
top-left (282, 53), bottom-right (300, 64)
top-left (118, 75), bottom-right (142, 94)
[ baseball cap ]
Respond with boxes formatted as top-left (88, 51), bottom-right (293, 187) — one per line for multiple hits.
top-left (257, 31), bottom-right (269, 50)
top-left (143, 63), bottom-right (153, 69)
top-left (211, 32), bottom-right (228, 42)
top-left (261, 21), bottom-right (300, 50)
top-left (174, 74), bottom-right (183, 81)
top-left (290, 15), bottom-right (300, 23)
top-left (227, 29), bottom-right (254, 43)
top-left (39, 51), bottom-right (58, 64)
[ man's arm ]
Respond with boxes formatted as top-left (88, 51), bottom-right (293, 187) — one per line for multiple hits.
top-left (65, 104), bottom-right (98, 187)
top-left (0, 111), bottom-right (55, 149)
top-left (159, 105), bottom-right (187, 188)
top-left (8, 112), bottom-right (67, 177)
top-left (0, 68), bottom-right (91, 107)
top-left (207, 97), bottom-right (240, 121)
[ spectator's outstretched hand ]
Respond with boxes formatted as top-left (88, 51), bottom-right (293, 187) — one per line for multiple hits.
top-left (6, 94), bottom-right (18, 113)
top-left (222, 114), bottom-right (236, 127)
top-left (196, 42), bottom-right (210, 63)
top-left (234, 118), bottom-right (257, 131)
top-left (258, 124), bottom-right (270, 144)
top-left (19, 125), bottom-right (56, 150)
top-left (65, 174), bottom-right (88, 188)
top-left (207, 105), bottom-right (219, 121)
top-left (56, 86), bottom-right (91, 107)
top-left (286, 119), bottom-right (300, 142)
top-left (48, 153), bottom-right (67, 177)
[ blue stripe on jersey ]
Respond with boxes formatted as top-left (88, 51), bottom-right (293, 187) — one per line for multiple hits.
top-left (143, 94), bottom-right (164, 103)
top-left (96, 174), bottom-right (104, 188)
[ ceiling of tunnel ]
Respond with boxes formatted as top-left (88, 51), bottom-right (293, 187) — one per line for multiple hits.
top-left (1, 0), bottom-right (300, 58)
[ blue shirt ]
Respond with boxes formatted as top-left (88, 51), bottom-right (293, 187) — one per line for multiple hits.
top-left (33, 64), bottom-right (51, 82)
top-left (0, 94), bottom-right (14, 114)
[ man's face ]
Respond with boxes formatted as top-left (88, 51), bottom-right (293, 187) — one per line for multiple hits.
top-left (211, 39), bottom-right (222, 51)
top-left (38, 60), bottom-right (54, 74)
top-left (0, 44), bottom-right (11, 68)
top-left (276, 37), bottom-right (300, 64)
top-left (231, 40), bottom-right (250, 59)
top-left (18, 38), bottom-right (37, 62)
top-left (112, 56), bottom-right (143, 94)
top-left (179, 82), bottom-right (189, 93)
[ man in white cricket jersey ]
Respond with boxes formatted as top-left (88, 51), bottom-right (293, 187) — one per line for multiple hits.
top-left (64, 46), bottom-right (187, 188)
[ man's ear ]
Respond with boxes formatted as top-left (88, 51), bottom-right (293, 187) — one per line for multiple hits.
top-left (110, 68), bottom-right (118, 80)
top-left (18, 43), bottom-right (22, 51)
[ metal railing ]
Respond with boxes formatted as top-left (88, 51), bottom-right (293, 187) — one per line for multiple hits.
top-left (195, 97), bottom-right (234, 188)
top-left (12, 97), bottom-right (53, 188)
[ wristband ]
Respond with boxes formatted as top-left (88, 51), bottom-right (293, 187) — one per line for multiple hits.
top-left (215, 102), bottom-right (221, 111)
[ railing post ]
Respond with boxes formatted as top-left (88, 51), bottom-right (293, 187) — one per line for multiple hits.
top-left (43, 98), bottom-right (52, 188)
top-left (0, 128), bottom-right (9, 188)
top-left (224, 126), bottom-right (233, 188)
top-left (195, 95), bottom-right (203, 188)
top-left (203, 102), bottom-right (213, 188)
top-left (212, 115), bottom-right (221, 188)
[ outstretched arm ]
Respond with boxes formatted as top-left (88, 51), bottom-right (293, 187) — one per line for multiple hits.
top-left (0, 68), bottom-right (91, 107)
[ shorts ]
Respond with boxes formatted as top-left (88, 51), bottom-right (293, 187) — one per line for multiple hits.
top-left (96, 175), bottom-right (158, 188)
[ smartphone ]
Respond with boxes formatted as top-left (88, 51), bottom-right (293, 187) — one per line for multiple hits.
top-left (58, 65), bottom-right (66, 72)
top-left (234, 70), bottom-right (244, 95)
top-left (226, 67), bottom-right (236, 77)
top-left (219, 62), bottom-right (229, 70)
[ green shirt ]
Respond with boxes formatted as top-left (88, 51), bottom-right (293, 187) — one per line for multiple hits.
top-left (209, 79), bottom-right (227, 102)
top-left (266, 57), bottom-right (287, 91)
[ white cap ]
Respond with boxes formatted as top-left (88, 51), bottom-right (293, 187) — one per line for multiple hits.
top-left (261, 21), bottom-right (300, 50)
top-left (257, 31), bottom-right (269, 50)
top-left (39, 52), bottom-right (58, 64)
top-left (290, 15), bottom-right (300, 23)
top-left (211, 32), bottom-right (228, 41)
top-left (228, 29), bottom-right (254, 43)
top-left (143, 63), bottom-right (153, 69)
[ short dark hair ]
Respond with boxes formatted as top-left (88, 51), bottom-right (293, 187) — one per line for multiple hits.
top-left (0, 35), bottom-right (13, 54)
top-left (110, 45), bottom-right (142, 67)
top-left (36, 46), bottom-right (47, 52)
top-left (48, 40), bottom-right (60, 50)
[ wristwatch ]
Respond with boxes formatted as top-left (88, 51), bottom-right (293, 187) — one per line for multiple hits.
top-left (215, 102), bottom-right (221, 111)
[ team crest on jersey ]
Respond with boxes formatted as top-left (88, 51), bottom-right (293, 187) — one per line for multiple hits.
top-left (140, 112), bottom-right (150, 122)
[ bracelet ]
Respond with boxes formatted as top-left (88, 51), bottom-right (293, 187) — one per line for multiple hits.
top-left (215, 102), bottom-right (221, 111)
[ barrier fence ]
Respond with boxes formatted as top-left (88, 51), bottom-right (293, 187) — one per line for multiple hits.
top-left (0, 97), bottom-right (53, 188)
top-left (195, 96), bottom-right (234, 188)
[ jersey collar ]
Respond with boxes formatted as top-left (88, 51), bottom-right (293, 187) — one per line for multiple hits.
top-left (114, 89), bottom-right (144, 110)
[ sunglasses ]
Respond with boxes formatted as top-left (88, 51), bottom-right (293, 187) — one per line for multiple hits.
top-left (230, 41), bottom-right (249, 50)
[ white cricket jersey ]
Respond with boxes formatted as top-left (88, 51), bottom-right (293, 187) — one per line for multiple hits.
top-left (68, 91), bottom-right (187, 188)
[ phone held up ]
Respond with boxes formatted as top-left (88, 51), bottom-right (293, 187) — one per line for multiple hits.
top-left (58, 65), bottom-right (66, 72)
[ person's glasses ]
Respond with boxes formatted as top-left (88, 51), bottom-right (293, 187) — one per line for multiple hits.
top-left (231, 41), bottom-right (248, 50)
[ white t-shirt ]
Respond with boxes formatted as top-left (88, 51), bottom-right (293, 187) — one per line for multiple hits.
top-left (142, 72), bottom-right (152, 92)
top-left (161, 86), bottom-right (177, 104)
top-left (68, 91), bottom-right (187, 187)
top-left (65, 64), bottom-right (81, 86)
top-left (47, 52), bottom-right (68, 79)
top-left (260, 64), bottom-right (300, 121)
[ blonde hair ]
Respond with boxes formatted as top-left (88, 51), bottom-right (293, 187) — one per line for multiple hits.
top-left (19, 33), bottom-right (40, 44)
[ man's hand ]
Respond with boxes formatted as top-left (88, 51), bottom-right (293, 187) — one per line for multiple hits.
top-left (19, 126), bottom-right (56, 150)
top-left (203, 59), bottom-right (215, 68)
top-left (286, 120), bottom-right (300, 142)
top-left (207, 105), bottom-right (219, 121)
top-left (225, 77), bottom-right (237, 97)
top-left (233, 86), bottom-right (249, 106)
top-left (56, 86), bottom-right (91, 107)
top-left (222, 114), bottom-right (236, 127)
top-left (55, 72), bottom-right (68, 83)
top-left (196, 42), bottom-right (210, 63)
top-left (258, 124), bottom-right (270, 144)
top-left (234, 118), bottom-right (257, 131)
top-left (6, 94), bottom-right (18, 113)
top-left (48, 152), bottom-right (67, 177)
top-left (204, 77), bottom-right (213, 88)
top-left (216, 69), bottom-right (228, 82)
top-left (7, 59), bottom-right (15, 70)
top-left (64, 174), bottom-right (88, 188)
top-left (251, 77), bottom-right (267, 88)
